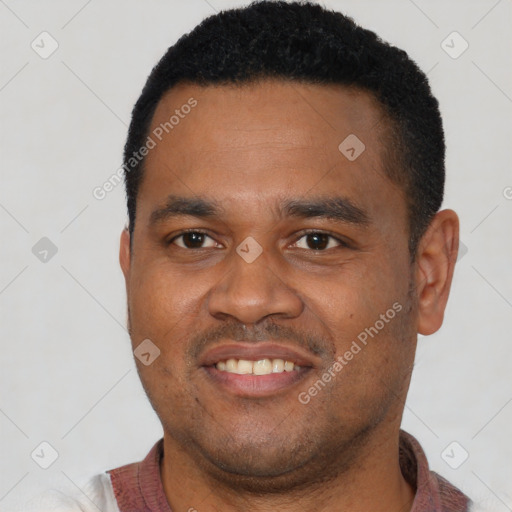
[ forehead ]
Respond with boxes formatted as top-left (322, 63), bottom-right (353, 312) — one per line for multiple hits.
top-left (150, 79), bottom-right (386, 155)
top-left (137, 79), bottom-right (404, 228)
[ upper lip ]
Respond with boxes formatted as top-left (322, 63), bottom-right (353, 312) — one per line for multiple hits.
top-left (199, 342), bottom-right (319, 368)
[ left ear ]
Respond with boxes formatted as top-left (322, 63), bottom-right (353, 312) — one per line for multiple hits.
top-left (414, 209), bottom-right (460, 336)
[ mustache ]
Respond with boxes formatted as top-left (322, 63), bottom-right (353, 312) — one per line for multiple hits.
top-left (127, 303), bottom-right (335, 361)
top-left (188, 319), bottom-right (334, 362)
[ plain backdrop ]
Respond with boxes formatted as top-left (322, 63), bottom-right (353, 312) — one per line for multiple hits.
top-left (1, 0), bottom-right (511, 509)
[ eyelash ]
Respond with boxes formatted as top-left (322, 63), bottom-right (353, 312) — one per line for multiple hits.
top-left (167, 229), bottom-right (349, 251)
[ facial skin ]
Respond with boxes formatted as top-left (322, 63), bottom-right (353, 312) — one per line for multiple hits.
top-left (119, 80), bottom-right (459, 512)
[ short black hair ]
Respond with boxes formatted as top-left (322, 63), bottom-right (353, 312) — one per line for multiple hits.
top-left (123, 0), bottom-right (445, 257)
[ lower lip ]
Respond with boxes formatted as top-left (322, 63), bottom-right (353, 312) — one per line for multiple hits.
top-left (203, 366), bottom-right (311, 397)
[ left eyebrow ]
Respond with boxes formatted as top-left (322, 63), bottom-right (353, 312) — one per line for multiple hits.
top-left (280, 196), bottom-right (370, 226)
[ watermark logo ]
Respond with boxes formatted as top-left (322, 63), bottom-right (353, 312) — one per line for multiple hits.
top-left (134, 339), bottom-right (161, 366)
top-left (31, 441), bottom-right (59, 469)
top-left (298, 302), bottom-right (403, 405)
top-left (338, 134), bottom-right (366, 161)
top-left (457, 240), bottom-right (468, 262)
top-left (441, 31), bottom-right (469, 59)
top-left (236, 236), bottom-right (263, 263)
top-left (32, 237), bottom-right (58, 263)
top-left (441, 441), bottom-right (469, 469)
top-left (31, 31), bottom-right (59, 59)
top-left (92, 97), bottom-right (198, 200)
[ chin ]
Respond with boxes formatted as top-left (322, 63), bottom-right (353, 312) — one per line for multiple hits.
top-left (201, 448), bottom-right (320, 493)
top-left (210, 442), bottom-right (307, 476)
top-left (179, 423), bottom-right (362, 494)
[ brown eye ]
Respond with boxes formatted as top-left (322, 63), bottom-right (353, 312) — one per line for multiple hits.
top-left (170, 231), bottom-right (219, 249)
top-left (293, 232), bottom-right (344, 251)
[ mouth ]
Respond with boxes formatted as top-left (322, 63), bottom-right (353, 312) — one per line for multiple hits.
top-left (199, 343), bottom-right (318, 398)
top-left (216, 358), bottom-right (301, 374)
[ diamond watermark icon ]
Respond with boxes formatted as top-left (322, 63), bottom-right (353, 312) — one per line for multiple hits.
top-left (457, 240), bottom-right (468, 262)
top-left (441, 31), bottom-right (469, 59)
top-left (32, 237), bottom-right (58, 263)
top-left (441, 441), bottom-right (469, 469)
top-left (236, 236), bottom-right (263, 263)
top-left (338, 134), bottom-right (365, 161)
top-left (134, 338), bottom-right (161, 366)
top-left (31, 441), bottom-right (59, 469)
top-left (31, 31), bottom-right (59, 59)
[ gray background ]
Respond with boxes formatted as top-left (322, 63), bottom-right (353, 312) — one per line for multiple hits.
top-left (1, 0), bottom-right (511, 509)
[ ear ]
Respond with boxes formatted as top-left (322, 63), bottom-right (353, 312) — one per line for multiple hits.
top-left (119, 227), bottom-right (131, 287)
top-left (414, 209), bottom-right (459, 336)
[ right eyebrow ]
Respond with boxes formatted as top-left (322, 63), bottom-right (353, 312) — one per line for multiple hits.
top-left (149, 195), bottom-right (223, 226)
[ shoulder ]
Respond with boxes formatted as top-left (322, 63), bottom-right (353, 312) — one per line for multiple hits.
top-left (14, 473), bottom-right (119, 512)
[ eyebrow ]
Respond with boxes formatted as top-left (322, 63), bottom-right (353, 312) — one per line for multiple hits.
top-left (149, 194), bottom-right (370, 226)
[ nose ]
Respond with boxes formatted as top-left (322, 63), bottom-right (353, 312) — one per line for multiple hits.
top-left (207, 246), bottom-right (304, 325)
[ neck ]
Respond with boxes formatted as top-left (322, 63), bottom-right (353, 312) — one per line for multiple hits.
top-left (160, 426), bottom-right (416, 512)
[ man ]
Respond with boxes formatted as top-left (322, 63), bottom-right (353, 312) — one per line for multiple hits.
top-left (24, 1), bottom-right (481, 510)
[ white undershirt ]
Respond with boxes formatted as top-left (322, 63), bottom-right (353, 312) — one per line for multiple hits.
top-left (11, 473), bottom-right (119, 512)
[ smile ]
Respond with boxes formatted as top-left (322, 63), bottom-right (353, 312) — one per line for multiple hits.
top-left (216, 358), bottom-right (301, 375)
top-left (199, 343), bottom-right (318, 397)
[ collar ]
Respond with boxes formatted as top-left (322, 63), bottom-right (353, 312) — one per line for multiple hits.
top-left (108, 430), bottom-right (470, 511)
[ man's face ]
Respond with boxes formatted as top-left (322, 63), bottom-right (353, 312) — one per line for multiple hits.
top-left (121, 80), bottom-right (418, 487)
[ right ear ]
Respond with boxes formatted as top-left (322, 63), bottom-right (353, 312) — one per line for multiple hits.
top-left (119, 228), bottom-right (131, 286)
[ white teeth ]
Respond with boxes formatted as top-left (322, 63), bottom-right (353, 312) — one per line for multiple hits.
top-left (226, 358), bottom-right (238, 372)
top-left (237, 359), bottom-right (253, 374)
top-left (272, 359), bottom-right (284, 373)
top-left (253, 359), bottom-right (273, 375)
top-left (215, 358), bottom-right (301, 375)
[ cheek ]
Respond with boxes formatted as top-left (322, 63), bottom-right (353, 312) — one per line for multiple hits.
top-left (302, 260), bottom-right (412, 380)
top-left (127, 269), bottom-right (200, 397)
top-left (307, 304), bottom-right (412, 428)
top-left (303, 260), bottom-right (401, 335)
top-left (128, 260), bottom-right (207, 338)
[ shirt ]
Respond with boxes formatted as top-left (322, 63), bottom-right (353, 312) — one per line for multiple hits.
top-left (21, 429), bottom-right (481, 511)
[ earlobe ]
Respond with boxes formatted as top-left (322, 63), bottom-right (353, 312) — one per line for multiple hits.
top-left (415, 209), bottom-right (459, 336)
top-left (119, 228), bottom-right (131, 280)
